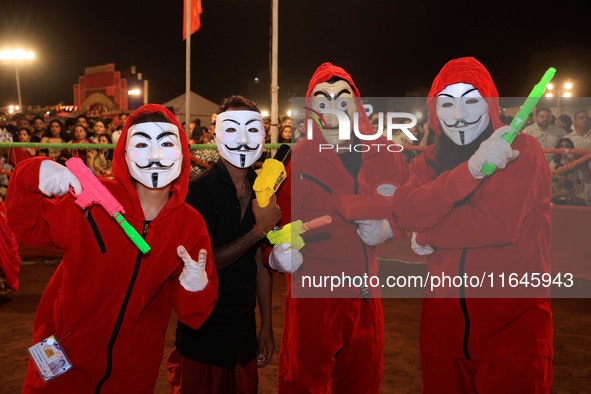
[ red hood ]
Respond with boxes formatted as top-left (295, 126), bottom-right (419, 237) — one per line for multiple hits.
top-left (305, 62), bottom-right (373, 142)
top-left (427, 57), bottom-right (503, 135)
top-left (112, 104), bottom-right (191, 215)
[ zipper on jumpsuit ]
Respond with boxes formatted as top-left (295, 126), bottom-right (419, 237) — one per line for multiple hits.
top-left (355, 177), bottom-right (371, 303)
top-left (459, 248), bottom-right (471, 360)
top-left (94, 221), bottom-right (150, 393)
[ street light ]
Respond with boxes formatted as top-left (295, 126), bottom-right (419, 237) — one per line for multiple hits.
top-left (0, 49), bottom-right (35, 111)
top-left (543, 80), bottom-right (573, 114)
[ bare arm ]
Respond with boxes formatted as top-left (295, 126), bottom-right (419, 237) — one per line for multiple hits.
top-left (212, 227), bottom-right (266, 271)
top-left (213, 195), bottom-right (281, 271)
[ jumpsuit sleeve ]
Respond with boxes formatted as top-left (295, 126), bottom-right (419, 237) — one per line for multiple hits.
top-left (392, 156), bottom-right (482, 232)
top-left (416, 140), bottom-right (550, 249)
top-left (5, 157), bottom-right (76, 250)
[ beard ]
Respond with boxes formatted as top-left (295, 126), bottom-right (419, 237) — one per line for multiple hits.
top-left (434, 120), bottom-right (494, 175)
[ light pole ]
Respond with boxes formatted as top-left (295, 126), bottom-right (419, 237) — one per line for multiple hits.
top-left (545, 81), bottom-right (573, 115)
top-left (0, 49), bottom-right (35, 110)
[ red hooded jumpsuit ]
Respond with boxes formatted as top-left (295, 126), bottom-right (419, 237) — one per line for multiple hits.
top-left (7, 104), bottom-right (218, 393)
top-left (275, 63), bottom-right (409, 393)
top-left (391, 57), bottom-right (553, 393)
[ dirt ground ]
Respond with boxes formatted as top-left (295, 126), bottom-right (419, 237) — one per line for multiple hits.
top-left (1, 260), bottom-right (590, 393)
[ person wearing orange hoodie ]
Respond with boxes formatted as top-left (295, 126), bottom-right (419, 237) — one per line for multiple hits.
top-left (268, 63), bottom-right (410, 393)
top-left (6, 104), bottom-right (218, 393)
top-left (391, 57), bottom-right (553, 392)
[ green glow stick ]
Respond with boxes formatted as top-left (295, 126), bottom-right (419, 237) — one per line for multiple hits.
top-left (482, 67), bottom-right (556, 175)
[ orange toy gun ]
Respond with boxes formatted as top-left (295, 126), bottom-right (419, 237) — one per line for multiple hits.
top-left (267, 215), bottom-right (332, 250)
top-left (65, 158), bottom-right (151, 254)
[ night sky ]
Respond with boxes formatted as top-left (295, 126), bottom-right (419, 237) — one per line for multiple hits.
top-left (1, 0), bottom-right (591, 112)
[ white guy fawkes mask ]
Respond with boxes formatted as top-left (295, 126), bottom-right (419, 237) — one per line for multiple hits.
top-left (125, 122), bottom-right (182, 189)
top-left (215, 110), bottom-right (265, 168)
top-left (310, 80), bottom-right (356, 148)
top-left (436, 83), bottom-right (490, 145)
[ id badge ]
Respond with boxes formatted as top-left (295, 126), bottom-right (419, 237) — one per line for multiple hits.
top-left (28, 335), bottom-right (73, 382)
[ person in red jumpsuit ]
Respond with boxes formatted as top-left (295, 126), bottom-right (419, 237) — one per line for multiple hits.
top-left (267, 62), bottom-right (410, 393)
top-left (6, 104), bottom-right (218, 393)
top-left (391, 57), bottom-right (553, 392)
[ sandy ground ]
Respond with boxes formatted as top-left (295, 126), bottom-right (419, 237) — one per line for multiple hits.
top-left (1, 260), bottom-right (590, 393)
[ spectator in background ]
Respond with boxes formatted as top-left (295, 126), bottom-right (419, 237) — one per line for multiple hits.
top-left (68, 124), bottom-right (94, 163)
top-left (111, 113), bottom-right (128, 145)
top-left (9, 127), bottom-right (37, 166)
top-left (556, 114), bottom-right (572, 134)
top-left (263, 116), bottom-right (271, 142)
top-left (0, 112), bottom-right (16, 141)
top-left (0, 112), bottom-right (14, 160)
top-left (278, 125), bottom-right (292, 143)
top-left (564, 110), bottom-right (591, 149)
top-left (40, 119), bottom-right (67, 164)
top-left (76, 115), bottom-right (89, 130)
top-left (549, 138), bottom-right (576, 170)
top-left (31, 116), bottom-right (46, 141)
top-left (190, 125), bottom-right (204, 144)
top-left (293, 120), bottom-right (305, 142)
top-left (281, 115), bottom-right (292, 128)
top-left (13, 114), bottom-right (33, 140)
top-left (104, 118), bottom-right (116, 136)
top-left (87, 133), bottom-right (113, 176)
top-left (522, 106), bottom-right (564, 161)
top-left (64, 117), bottom-right (77, 142)
top-left (92, 119), bottom-right (107, 139)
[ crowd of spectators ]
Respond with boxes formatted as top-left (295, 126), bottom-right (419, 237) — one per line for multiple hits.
top-left (0, 112), bottom-right (128, 198)
top-left (2, 108), bottom-right (591, 206)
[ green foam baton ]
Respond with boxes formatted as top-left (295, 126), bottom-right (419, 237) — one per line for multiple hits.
top-left (482, 67), bottom-right (556, 176)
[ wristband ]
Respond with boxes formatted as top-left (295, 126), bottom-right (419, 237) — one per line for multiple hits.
top-left (253, 224), bottom-right (267, 236)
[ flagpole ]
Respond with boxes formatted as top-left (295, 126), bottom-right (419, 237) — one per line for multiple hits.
top-left (185, 0), bottom-right (191, 139)
top-left (270, 0), bottom-right (279, 146)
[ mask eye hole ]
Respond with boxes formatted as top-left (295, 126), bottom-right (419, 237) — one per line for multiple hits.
top-left (441, 102), bottom-right (453, 108)
top-left (135, 142), bottom-right (148, 148)
top-left (161, 141), bottom-right (174, 147)
top-left (224, 127), bottom-right (237, 133)
top-left (248, 127), bottom-right (259, 133)
top-left (465, 98), bottom-right (480, 104)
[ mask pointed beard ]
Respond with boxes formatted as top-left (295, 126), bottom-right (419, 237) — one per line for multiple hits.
top-left (240, 153), bottom-right (245, 167)
top-left (152, 173), bottom-right (158, 188)
top-left (459, 131), bottom-right (464, 145)
top-left (434, 120), bottom-right (494, 174)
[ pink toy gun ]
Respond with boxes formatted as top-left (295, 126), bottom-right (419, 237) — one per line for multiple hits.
top-left (65, 158), bottom-right (151, 254)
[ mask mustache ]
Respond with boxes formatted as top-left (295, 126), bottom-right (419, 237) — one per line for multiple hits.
top-left (443, 116), bottom-right (482, 128)
top-left (136, 161), bottom-right (174, 169)
top-left (226, 144), bottom-right (260, 151)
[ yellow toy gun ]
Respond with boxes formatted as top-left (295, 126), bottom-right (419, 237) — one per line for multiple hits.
top-left (253, 144), bottom-right (291, 207)
top-left (267, 215), bottom-right (332, 250)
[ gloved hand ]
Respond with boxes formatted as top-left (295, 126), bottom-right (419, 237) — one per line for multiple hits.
top-left (178, 246), bottom-right (209, 292)
top-left (468, 126), bottom-right (520, 179)
top-left (355, 219), bottom-right (393, 246)
top-left (411, 232), bottom-right (434, 255)
top-left (39, 160), bottom-right (82, 197)
top-left (269, 243), bottom-right (303, 273)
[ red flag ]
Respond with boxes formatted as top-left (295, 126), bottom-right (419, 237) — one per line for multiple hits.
top-left (183, 0), bottom-right (202, 40)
